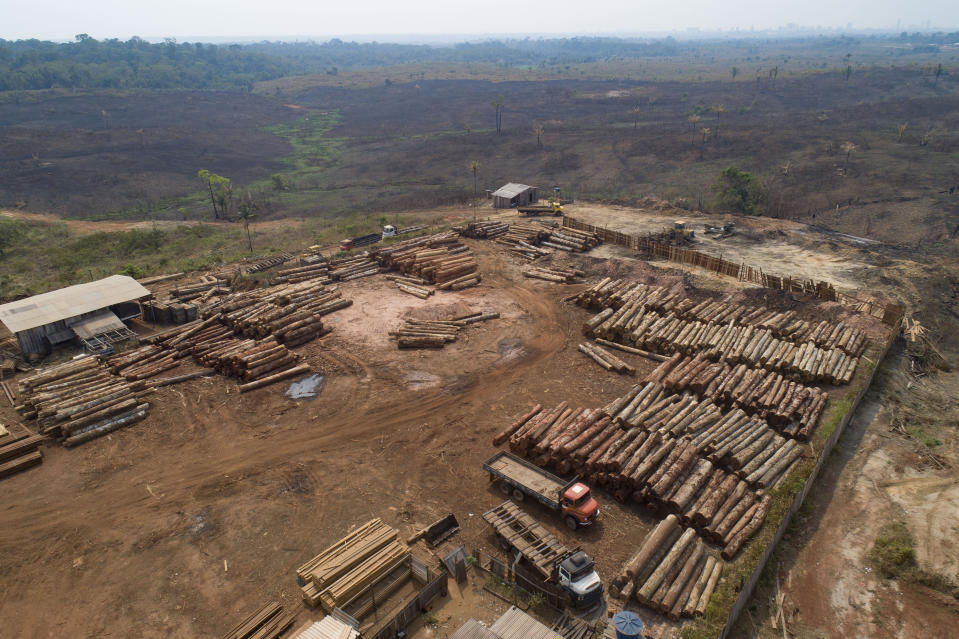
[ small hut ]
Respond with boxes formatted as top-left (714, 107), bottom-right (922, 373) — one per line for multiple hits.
top-left (492, 183), bottom-right (538, 209)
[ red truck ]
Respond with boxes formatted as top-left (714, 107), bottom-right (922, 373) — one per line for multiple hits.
top-left (483, 450), bottom-right (599, 530)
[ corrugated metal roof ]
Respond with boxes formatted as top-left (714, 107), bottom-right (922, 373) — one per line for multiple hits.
top-left (492, 183), bottom-right (535, 199)
top-left (292, 617), bottom-right (359, 639)
top-left (490, 606), bottom-right (564, 639)
top-left (0, 275), bottom-right (150, 334)
top-left (449, 619), bottom-right (501, 639)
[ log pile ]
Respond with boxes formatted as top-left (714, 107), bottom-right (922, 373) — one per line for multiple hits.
top-left (393, 279), bottom-right (435, 299)
top-left (245, 252), bottom-right (295, 274)
top-left (329, 254), bottom-right (381, 281)
top-left (391, 311), bottom-right (499, 349)
top-left (497, 398), bottom-right (781, 556)
top-left (377, 240), bottom-right (479, 290)
top-left (582, 300), bottom-right (859, 385)
top-left (0, 422), bottom-right (44, 480)
top-left (644, 354), bottom-right (828, 438)
top-left (578, 342), bottom-right (635, 375)
top-left (172, 275), bottom-right (230, 301)
top-left (618, 515), bottom-right (723, 619)
top-left (220, 601), bottom-right (296, 639)
top-left (15, 356), bottom-right (153, 445)
top-left (494, 222), bottom-right (550, 248)
top-left (576, 279), bottom-right (868, 358)
top-left (272, 261), bottom-right (331, 284)
top-left (297, 518), bottom-right (409, 611)
top-left (108, 344), bottom-right (181, 380)
top-left (455, 220), bottom-right (510, 239)
top-left (540, 226), bottom-right (601, 253)
top-left (523, 266), bottom-right (583, 283)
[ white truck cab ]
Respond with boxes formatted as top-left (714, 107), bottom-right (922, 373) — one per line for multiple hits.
top-left (557, 550), bottom-right (604, 607)
top-left (382, 225), bottom-right (396, 238)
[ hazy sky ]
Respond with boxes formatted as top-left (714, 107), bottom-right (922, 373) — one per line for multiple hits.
top-left (1, 0), bottom-right (956, 41)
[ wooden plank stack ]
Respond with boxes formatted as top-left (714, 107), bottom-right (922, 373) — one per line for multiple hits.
top-left (15, 356), bottom-right (153, 445)
top-left (245, 252), bottom-right (295, 274)
top-left (618, 515), bottom-right (724, 619)
top-left (296, 518), bottom-right (410, 612)
top-left (523, 266), bottom-right (583, 283)
top-left (455, 220), bottom-right (510, 239)
top-left (140, 299), bottom-right (199, 325)
top-left (220, 601), bottom-right (296, 639)
top-left (0, 422), bottom-right (44, 480)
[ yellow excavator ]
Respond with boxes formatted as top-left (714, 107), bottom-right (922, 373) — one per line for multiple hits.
top-left (665, 221), bottom-right (695, 244)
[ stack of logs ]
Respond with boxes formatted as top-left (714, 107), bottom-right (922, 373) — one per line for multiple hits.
top-left (646, 353), bottom-right (827, 437)
top-left (388, 275), bottom-right (435, 299)
top-left (220, 601), bottom-right (296, 639)
top-left (172, 275), bottom-right (230, 301)
top-left (329, 254), bottom-right (380, 281)
top-left (245, 252), bottom-right (295, 274)
top-left (375, 232), bottom-right (480, 290)
top-left (493, 397), bottom-right (783, 557)
top-left (494, 222), bottom-right (549, 248)
top-left (578, 281), bottom-right (861, 385)
top-left (540, 226), bottom-right (601, 253)
top-left (391, 311), bottom-right (499, 349)
top-left (578, 342), bottom-right (635, 375)
top-left (523, 266), bottom-right (583, 283)
top-left (455, 220), bottom-right (509, 239)
top-left (272, 261), bottom-right (330, 284)
top-left (15, 356), bottom-right (152, 446)
top-left (576, 278), bottom-right (867, 357)
top-left (617, 515), bottom-right (724, 619)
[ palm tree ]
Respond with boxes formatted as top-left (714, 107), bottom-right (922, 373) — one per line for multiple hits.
top-left (533, 123), bottom-right (544, 148)
top-left (897, 122), bottom-right (908, 142)
top-left (469, 160), bottom-right (480, 220)
top-left (712, 104), bottom-right (726, 138)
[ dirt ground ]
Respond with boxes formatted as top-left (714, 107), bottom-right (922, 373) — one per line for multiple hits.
top-left (1, 207), bottom-right (956, 639)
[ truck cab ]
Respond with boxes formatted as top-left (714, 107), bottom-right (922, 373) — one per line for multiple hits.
top-left (557, 551), bottom-right (604, 607)
top-left (560, 482), bottom-right (599, 529)
top-left (338, 238), bottom-right (354, 251)
top-left (382, 225), bottom-right (396, 239)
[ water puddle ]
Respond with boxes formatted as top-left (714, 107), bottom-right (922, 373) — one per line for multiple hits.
top-left (285, 374), bottom-right (325, 400)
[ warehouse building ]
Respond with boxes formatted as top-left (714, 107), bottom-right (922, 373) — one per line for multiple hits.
top-left (492, 183), bottom-right (539, 209)
top-left (0, 275), bottom-right (150, 356)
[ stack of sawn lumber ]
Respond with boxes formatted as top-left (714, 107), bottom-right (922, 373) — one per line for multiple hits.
top-left (645, 353), bottom-right (827, 438)
top-left (455, 220), bottom-right (509, 239)
top-left (494, 400), bottom-right (778, 558)
top-left (617, 515), bottom-right (724, 619)
top-left (392, 311), bottom-right (499, 349)
top-left (0, 422), bottom-right (44, 480)
top-left (140, 299), bottom-right (199, 325)
top-left (245, 252), bottom-right (295, 274)
top-left (15, 355), bottom-right (152, 446)
top-left (297, 518), bottom-right (410, 612)
top-left (523, 266), bottom-right (583, 283)
top-left (220, 601), bottom-right (296, 639)
top-left (374, 232), bottom-right (479, 290)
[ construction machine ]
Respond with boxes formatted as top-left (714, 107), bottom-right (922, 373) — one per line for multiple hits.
top-left (665, 220), bottom-right (695, 244)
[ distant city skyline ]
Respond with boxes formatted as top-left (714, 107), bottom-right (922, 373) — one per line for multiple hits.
top-left (1, 0), bottom-right (956, 42)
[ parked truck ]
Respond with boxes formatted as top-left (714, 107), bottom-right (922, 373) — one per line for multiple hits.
top-left (483, 500), bottom-right (603, 608)
top-left (483, 450), bottom-right (599, 530)
top-left (338, 232), bottom-right (382, 251)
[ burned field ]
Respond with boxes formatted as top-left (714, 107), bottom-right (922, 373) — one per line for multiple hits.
top-left (0, 213), bottom-right (899, 638)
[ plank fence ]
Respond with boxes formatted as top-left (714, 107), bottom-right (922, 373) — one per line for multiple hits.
top-left (563, 216), bottom-right (903, 326)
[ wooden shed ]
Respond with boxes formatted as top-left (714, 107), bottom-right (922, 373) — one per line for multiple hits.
top-left (0, 275), bottom-right (150, 356)
top-left (492, 183), bottom-right (538, 209)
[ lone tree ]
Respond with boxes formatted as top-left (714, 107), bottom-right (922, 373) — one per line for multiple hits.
top-left (197, 169), bottom-right (232, 220)
top-left (533, 123), bottom-right (544, 148)
top-left (711, 167), bottom-right (767, 215)
top-left (840, 141), bottom-right (858, 168)
top-left (491, 95), bottom-right (504, 133)
top-left (236, 191), bottom-right (258, 253)
top-left (468, 160), bottom-right (480, 220)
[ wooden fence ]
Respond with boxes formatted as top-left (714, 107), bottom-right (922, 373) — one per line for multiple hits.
top-left (563, 216), bottom-right (840, 301)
